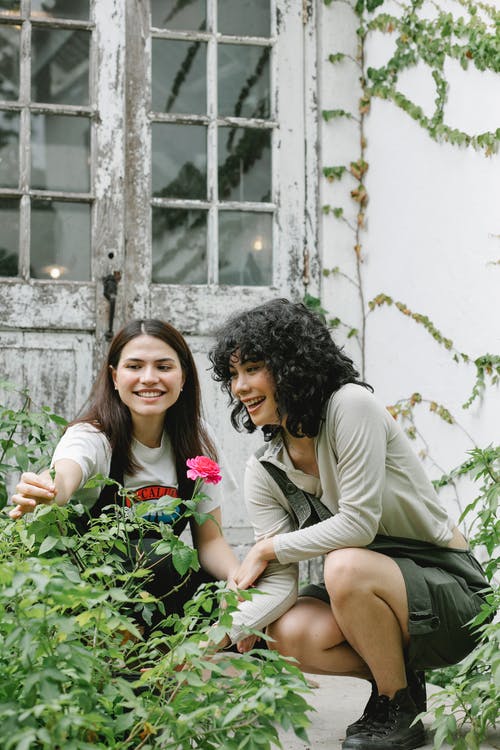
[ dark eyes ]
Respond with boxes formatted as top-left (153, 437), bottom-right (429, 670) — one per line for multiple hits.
top-left (124, 363), bottom-right (172, 371)
top-left (229, 363), bottom-right (261, 378)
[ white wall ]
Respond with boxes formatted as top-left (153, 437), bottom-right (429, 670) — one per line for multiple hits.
top-left (319, 0), bottom-right (500, 527)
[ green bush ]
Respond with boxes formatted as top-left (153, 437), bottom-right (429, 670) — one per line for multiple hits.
top-left (0, 380), bottom-right (67, 510)
top-left (0, 502), bottom-right (312, 749)
top-left (427, 446), bottom-right (500, 749)
top-left (0, 388), bottom-right (312, 750)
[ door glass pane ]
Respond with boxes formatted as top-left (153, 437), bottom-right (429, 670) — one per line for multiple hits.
top-left (152, 39), bottom-right (206, 115)
top-left (152, 207), bottom-right (207, 283)
top-left (151, 0), bottom-right (206, 31)
top-left (219, 211), bottom-right (272, 285)
top-left (152, 123), bottom-right (206, 199)
top-left (218, 0), bottom-right (270, 37)
top-left (31, 114), bottom-right (90, 192)
top-left (0, 110), bottom-right (19, 187)
top-left (0, 25), bottom-right (20, 101)
top-left (218, 44), bottom-right (270, 119)
top-left (32, 28), bottom-right (90, 106)
top-left (0, 197), bottom-right (19, 277)
top-left (30, 200), bottom-right (90, 280)
top-left (0, 2), bottom-right (20, 12)
top-left (219, 127), bottom-right (271, 202)
top-left (31, 0), bottom-right (89, 21)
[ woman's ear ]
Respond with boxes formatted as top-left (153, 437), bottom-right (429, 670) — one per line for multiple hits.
top-left (109, 365), bottom-right (118, 390)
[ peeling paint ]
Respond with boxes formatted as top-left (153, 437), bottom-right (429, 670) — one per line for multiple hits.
top-left (0, 282), bottom-right (96, 329)
top-left (0, 1), bottom-right (321, 548)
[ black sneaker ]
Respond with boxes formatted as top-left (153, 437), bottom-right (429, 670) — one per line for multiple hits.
top-left (406, 668), bottom-right (427, 712)
top-left (345, 681), bottom-right (378, 737)
top-left (346, 669), bottom-right (426, 738)
top-left (342, 687), bottom-right (426, 749)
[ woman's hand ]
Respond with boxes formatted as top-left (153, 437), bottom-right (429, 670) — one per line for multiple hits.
top-left (232, 537), bottom-right (276, 591)
top-left (9, 459), bottom-right (82, 520)
top-left (236, 634), bottom-right (259, 653)
top-left (9, 471), bottom-right (57, 519)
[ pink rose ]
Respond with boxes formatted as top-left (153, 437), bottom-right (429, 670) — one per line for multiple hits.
top-left (186, 456), bottom-right (222, 485)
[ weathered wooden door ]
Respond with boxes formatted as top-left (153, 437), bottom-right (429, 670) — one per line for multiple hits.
top-left (0, 0), bottom-right (125, 418)
top-left (119, 1), bottom-right (319, 546)
top-left (1, 0), bottom-right (317, 407)
top-left (0, 0), bottom-right (318, 544)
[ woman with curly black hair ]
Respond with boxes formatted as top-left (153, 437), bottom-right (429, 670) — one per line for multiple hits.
top-left (209, 298), bottom-right (490, 750)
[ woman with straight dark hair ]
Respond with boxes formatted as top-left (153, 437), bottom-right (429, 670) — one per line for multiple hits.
top-left (209, 298), bottom-right (491, 750)
top-left (10, 319), bottom-right (239, 629)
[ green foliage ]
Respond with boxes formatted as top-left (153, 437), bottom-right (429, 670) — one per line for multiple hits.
top-left (435, 446), bottom-right (500, 580)
top-left (414, 445), bottom-right (499, 745)
top-left (0, 394), bottom-right (312, 749)
top-left (462, 354), bottom-right (500, 410)
top-left (367, 295), bottom-right (499, 410)
top-left (321, 0), bottom-right (499, 744)
top-left (0, 382), bottom-right (67, 510)
top-left (361, 0), bottom-right (500, 153)
top-left (427, 590), bottom-right (500, 749)
top-left (323, 165), bottom-right (347, 182)
top-left (0, 502), bottom-right (312, 749)
top-left (322, 108), bottom-right (356, 122)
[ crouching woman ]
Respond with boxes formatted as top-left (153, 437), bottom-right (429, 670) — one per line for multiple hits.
top-left (209, 298), bottom-right (491, 750)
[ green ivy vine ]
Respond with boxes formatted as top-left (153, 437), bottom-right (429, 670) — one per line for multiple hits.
top-left (320, 1), bottom-right (499, 745)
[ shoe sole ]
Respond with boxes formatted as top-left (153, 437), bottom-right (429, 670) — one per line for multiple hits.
top-left (342, 725), bottom-right (426, 750)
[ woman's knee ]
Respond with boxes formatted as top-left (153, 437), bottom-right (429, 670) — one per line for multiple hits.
top-left (324, 548), bottom-right (371, 602)
top-left (267, 598), bottom-right (339, 657)
top-left (267, 608), bottom-right (308, 656)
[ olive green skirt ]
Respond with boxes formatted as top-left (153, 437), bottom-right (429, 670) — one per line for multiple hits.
top-left (300, 535), bottom-right (492, 669)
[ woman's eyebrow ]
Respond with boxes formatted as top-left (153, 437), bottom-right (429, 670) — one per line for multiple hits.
top-left (123, 357), bottom-right (177, 364)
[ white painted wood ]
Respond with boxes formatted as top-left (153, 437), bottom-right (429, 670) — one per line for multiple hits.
top-left (124, 0), bottom-right (314, 329)
top-left (0, 1), bottom-right (321, 553)
top-left (0, 0), bottom-right (125, 420)
top-left (0, 330), bottom-right (93, 419)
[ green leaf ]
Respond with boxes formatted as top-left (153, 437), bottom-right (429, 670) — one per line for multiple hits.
top-left (366, 0), bottom-right (384, 10)
top-left (328, 52), bottom-right (346, 64)
top-left (15, 445), bottom-right (29, 472)
top-left (38, 536), bottom-right (60, 555)
top-left (172, 545), bottom-right (199, 576)
top-left (322, 108), bottom-right (354, 122)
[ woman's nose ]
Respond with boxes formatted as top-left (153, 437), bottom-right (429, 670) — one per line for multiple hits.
top-left (232, 373), bottom-right (248, 396)
top-left (141, 366), bottom-right (158, 383)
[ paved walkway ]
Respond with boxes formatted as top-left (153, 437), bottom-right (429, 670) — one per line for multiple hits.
top-left (278, 675), bottom-right (500, 749)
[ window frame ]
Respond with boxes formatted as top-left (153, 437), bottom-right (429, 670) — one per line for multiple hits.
top-left (0, 0), bottom-right (126, 340)
top-left (0, 0), bottom-right (320, 337)
top-left (124, 0), bottom-right (318, 331)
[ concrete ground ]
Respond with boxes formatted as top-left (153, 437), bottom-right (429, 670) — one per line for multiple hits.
top-left (278, 675), bottom-right (500, 749)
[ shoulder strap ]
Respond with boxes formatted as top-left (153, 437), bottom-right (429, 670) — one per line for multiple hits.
top-left (260, 460), bottom-right (333, 529)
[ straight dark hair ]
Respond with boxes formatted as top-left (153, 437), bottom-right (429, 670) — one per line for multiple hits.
top-left (71, 319), bottom-right (216, 499)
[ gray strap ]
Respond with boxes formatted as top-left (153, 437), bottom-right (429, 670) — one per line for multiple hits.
top-left (261, 461), bottom-right (332, 529)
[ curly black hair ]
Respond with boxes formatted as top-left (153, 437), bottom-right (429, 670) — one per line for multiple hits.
top-left (209, 298), bottom-right (372, 438)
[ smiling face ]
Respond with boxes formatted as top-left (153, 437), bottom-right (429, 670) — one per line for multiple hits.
top-left (111, 335), bottom-right (185, 429)
top-left (229, 354), bottom-right (280, 428)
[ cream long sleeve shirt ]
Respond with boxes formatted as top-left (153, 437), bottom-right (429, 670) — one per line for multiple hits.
top-left (228, 383), bottom-right (454, 642)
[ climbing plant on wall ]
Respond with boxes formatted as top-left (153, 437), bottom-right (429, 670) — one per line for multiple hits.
top-left (320, 0), bottom-right (499, 746)
top-left (322, 0), bottom-right (499, 380)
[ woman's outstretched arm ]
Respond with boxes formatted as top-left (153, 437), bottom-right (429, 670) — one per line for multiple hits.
top-left (191, 507), bottom-right (240, 583)
top-left (9, 458), bottom-right (83, 519)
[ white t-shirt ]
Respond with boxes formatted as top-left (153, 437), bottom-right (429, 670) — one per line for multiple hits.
top-left (52, 422), bottom-right (222, 520)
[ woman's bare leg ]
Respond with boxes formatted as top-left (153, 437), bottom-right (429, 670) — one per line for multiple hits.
top-left (324, 548), bottom-right (410, 698)
top-left (267, 596), bottom-right (371, 678)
